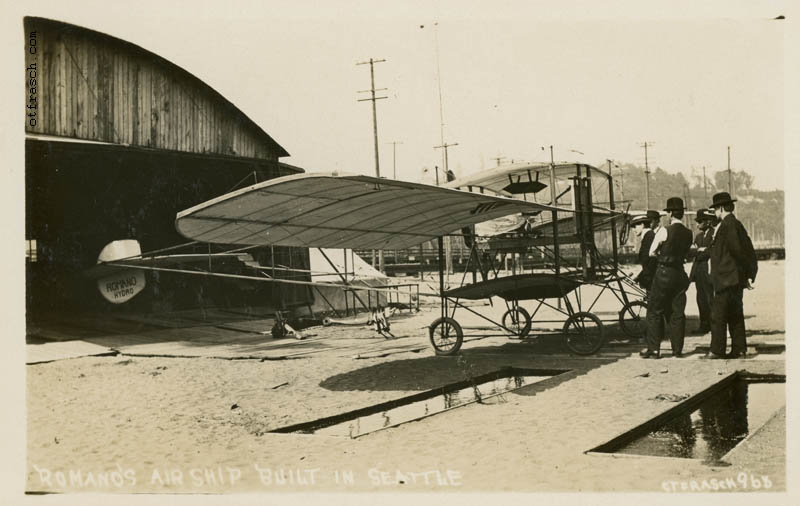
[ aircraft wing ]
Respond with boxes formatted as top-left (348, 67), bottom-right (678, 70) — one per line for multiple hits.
top-left (175, 172), bottom-right (565, 250)
top-left (446, 162), bottom-right (599, 196)
top-left (85, 252), bottom-right (257, 279)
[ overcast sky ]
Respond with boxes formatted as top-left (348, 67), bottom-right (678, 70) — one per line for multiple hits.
top-left (6, 0), bottom-right (789, 191)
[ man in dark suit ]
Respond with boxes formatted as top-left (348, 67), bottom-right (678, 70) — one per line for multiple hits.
top-left (689, 209), bottom-right (716, 333)
top-left (632, 210), bottom-right (661, 291)
top-left (707, 192), bottom-right (758, 359)
top-left (642, 197), bottom-right (693, 358)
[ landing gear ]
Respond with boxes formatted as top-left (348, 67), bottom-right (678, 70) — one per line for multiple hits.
top-left (429, 317), bottom-right (464, 356)
top-left (619, 300), bottom-right (648, 339)
top-left (563, 311), bottom-right (605, 355)
top-left (502, 306), bottom-right (532, 338)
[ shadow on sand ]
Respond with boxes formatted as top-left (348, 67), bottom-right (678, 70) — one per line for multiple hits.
top-left (319, 342), bottom-right (623, 393)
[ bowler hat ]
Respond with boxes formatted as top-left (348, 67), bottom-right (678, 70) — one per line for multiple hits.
top-left (709, 192), bottom-right (737, 208)
top-left (695, 209), bottom-right (713, 222)
top-left (646, 210), bottom-right (661, 221)
top-left (663, 197), bottom-right (685, 212)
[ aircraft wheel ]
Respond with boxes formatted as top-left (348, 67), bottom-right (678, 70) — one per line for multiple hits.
top-left (563, 311), bottom-right (606, 355)
top-left (429, 317), bottom-right (464, 355)
top-left (619, 300), bottom-right (648, 339)
top-left (502, 306), bottom-right (532, 338)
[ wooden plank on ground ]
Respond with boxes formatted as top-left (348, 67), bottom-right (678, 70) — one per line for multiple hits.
top-left (27, 340), bottom-right (115, 364)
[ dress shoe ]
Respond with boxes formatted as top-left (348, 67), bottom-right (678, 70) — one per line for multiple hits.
top-left (639, 350), bottom-right (661, 359)
top-left (701, 352), bottom-right (725, 360)
top-left (725, 351), bottom-right (747, 359)
top-left (672, 352), bottom-right (684, 358)
top-left (694, 326), bottom-right (711, 334)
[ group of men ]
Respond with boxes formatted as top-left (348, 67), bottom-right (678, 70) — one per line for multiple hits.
top-left (631, 191), bottom-right (758, 359)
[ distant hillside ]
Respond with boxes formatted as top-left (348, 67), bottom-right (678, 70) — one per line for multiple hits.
top-left (601, 162), bottom-right (784, 247)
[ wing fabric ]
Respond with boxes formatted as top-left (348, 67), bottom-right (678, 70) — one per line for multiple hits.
top-left (175, 173), bottom-right (564, 250)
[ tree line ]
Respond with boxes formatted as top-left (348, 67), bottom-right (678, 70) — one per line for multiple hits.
top-left (604, 162), bottom-right (784, 247)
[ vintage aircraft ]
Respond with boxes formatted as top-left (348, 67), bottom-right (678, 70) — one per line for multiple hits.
top-left (165, 163), bottom-right (646, 355)
top-left (88, 157), bottom-right (655, 355)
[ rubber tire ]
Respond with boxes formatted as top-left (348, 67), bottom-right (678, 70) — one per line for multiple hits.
top-left (429, 317), bottom-right (464, 356)
top-left (563, 311), bottom-right (606, 355)
top-left (502, 306), bottom-right (532, 338)
top-left (618, 300), bottom-right (648, 339)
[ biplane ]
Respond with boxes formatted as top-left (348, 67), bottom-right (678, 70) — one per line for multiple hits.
top-left (85, 159), bottom-right (657, 353)
top-left (159, 163), bottom-right (649, 355)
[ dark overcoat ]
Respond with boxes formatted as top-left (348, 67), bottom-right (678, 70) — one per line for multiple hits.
top-left (689, 228), bottom-right (713, 282)
top-left (709, 214), bottom-right (758, 292)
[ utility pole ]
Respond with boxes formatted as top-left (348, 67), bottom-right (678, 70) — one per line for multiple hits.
top-left (434, 142), bottom-right (459, 176)
top-left (492, 156), bottom-right (506, 167)
top-left (357, 57), bottom-right (387, 272)
top-left (434, 142), bottom-right (458, 275)
top-left (727, 145), bottom-right (733, 197)
top-left (682, 184), bottom-right (691, 226)
top-left (386, 141), bottom-right (403, 179)
top-left (639, 141), bottom-right (653, 210)
top-left (703, 166), bottom-right (708, 199)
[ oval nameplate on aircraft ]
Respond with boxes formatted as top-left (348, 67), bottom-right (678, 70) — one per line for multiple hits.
top-left (97, 269), bottom-right (146, 304)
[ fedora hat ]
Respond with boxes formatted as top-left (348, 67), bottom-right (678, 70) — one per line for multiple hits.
top-left (663, 197), bottom-right (685, 212)
top-left (709, 191), bottom-right (737, 208)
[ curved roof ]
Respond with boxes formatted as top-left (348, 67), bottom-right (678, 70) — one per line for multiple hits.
top-left (24, 17), bottom-right (289, 158)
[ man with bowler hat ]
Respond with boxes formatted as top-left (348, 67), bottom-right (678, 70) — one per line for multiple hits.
top-left (641, 197), bottom-right (693, 358)
top-left (632, 210), bottom-right (661, 291)
top-left (689, 209), bottom-right (716, 333)
top-left (706, 192), bottom-right (757, 359)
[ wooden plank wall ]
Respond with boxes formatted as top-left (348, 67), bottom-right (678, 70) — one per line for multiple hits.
top-left (24, 18), bottom-right (282, 161)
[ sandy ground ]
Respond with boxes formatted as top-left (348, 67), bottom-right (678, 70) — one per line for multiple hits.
top-left (26, 261), bottom-right (786, 493)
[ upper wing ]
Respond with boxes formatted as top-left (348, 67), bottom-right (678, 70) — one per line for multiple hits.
top-left (446, 162), bottom-right (589, 196)
top-left (175, 172), bottom-right (563, 250)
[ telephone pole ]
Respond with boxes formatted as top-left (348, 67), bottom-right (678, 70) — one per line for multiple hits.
top-left (357, 57), bottom-right (387, 272)
top-left (492, 155), bottom-right (506, 167)
top-left (703, 166), bottom-right (708, 199)
top-left (434, 142), bottom-right (458, 275)
top-left (434, 142), bottom-right (459, 176)
top-left (727, 146), bottom-right (733, 196)
top-left (386, 141), bottom-right (403, 179)
top-left (639, 141), bottom-right (654, 209)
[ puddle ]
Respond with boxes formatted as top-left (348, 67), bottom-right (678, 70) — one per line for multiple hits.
top-left (614, 379), bottom-right (784, 462)
top-left (272, 368), bottom-right (564, 438)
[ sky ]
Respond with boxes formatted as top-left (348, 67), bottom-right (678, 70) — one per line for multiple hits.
top-left (4, 0), bottom-right (788, 191)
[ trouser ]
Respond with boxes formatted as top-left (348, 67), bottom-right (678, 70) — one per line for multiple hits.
top-left (695, 267), bottom-right (713, 328)
top-left (709, 285), bottom-right (746, 355)
top-left (646, 265), bottom-right (689, 354)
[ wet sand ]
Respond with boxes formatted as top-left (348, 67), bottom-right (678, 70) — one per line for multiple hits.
top-left (26, 261), bottom-right (785, 493)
